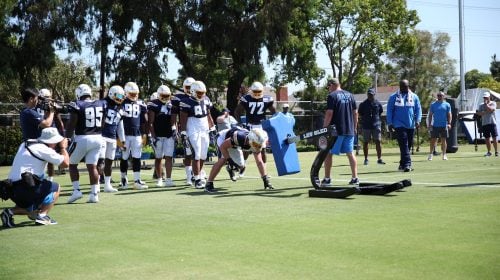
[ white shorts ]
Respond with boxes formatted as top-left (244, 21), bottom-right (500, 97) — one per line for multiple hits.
top-left (216, 132), bottom-right (244, 167)
top-left (122, 135), bottom-right (143, 160)
top-left (188, 130), bottom-right (209, 160)
top-left (69, 135), bottom-right (103, 165)
top-left (100, 137), bottom-right (118, 160)
top-left (154, 137), bottom-right (175, 158)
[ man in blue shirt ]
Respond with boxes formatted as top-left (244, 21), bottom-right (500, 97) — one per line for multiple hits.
top-left (358, 88), bottom-right (385, 165)
top-left (427, 91), bottom-right (451, 161)
top-left (321, 78), bottom-right (359, 186)
top-left (20, 88), bottom-right (55, 140)
top-left (386, 79), bottom-right (422, 172)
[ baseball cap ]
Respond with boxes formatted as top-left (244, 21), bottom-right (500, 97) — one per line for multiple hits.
top-left (367, 88), bottom-right (375, 95)
top-left (483, 92), bottom-right (490, 98)
top-left (38, 127), bottom-right (64, 144)
top-left (437, 91), bottom-right (445, 97)
top-left (222, 108), bottom-right (230, 113)
top-left (282, 103), bottom-right (289, 108)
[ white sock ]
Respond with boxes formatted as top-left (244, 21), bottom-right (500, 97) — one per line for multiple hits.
top-left (185, 166), bottom-right (192, 177)
top-left (72, 181), bottom-right (80, 191)
top-left (133, 172), bottom-right (140, 181)
top-left (91, 185), bottom-right (98, 194)
top-left (104, 176), bottom-right (111, 185)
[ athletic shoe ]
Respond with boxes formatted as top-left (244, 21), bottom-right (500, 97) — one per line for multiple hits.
top-left (67, 190), bottom-right (83, 203)
top-left (398, 165), bottom-right (404, 171)
top-left (194, 179), bottom-right (205, 189)
top-left (1, 209), bottom-right (15, 228)
top-left (427, 154), bottom-right (433, 161)
top-left (134, 180), bottom-right (148, 190)
top-left (226, 165), bottom-right (237, 182)
top-left (320, 178), bottom-right (331, 187)
top-left (432, 150), bottom-right (440, 156)
top-left (200, 170), bottom-right (207, 180)
top-left (348, 178), bottom-right (360, 185)
top-left (404, 166), bottom-right (413, 172)
top-left (186, 174), bottom-right (193, 186)
top-left (442, 154), bottom-right (448, 160)
top-left (263, 175), bottom-right (274, 190)
top-left (35, 215), bottom-right (57, 225)
top-left (495, 152), bottom-right (499, 157)
top-left (87, 193), bottom-right (99, 203)
top-left (119, 177), bottom-right (129, 190)
top-left (165, 178), bottom-right (175, 187)
top-left (239, 166), bottom-right (246, 178)
top-left (204, 181), bottom-right (217, 193)
top-left (104, 185), bottom-right (118, 193)
top-left (156, 178), bottom-right (165, 187)
top-left (484, 152), bottom-right (492, 157)
top-left (377, 159), bottom-right (386, 165)
top-left (99, 176), bottom-right (104, 184)
top-left (363, 159), bottom-right (368, 165)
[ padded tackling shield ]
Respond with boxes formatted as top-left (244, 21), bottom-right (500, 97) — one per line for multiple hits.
top-left (262, 113), bottom-right (300, 176)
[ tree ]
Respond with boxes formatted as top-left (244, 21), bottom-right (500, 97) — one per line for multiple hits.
top-left (313, 0), bottom-right (419, 91)
top-left (447, 70), bottom-right (491, 97)
top-left (490, 54), bottom-right (500, 82)
top-left (478, 76), bottom-right (500, 93)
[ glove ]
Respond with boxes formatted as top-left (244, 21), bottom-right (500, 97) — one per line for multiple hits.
top-left (142, 134), bottom-right (148, 146)
top-left (150, 136), bottom-right (158, 147)
top-left (171, 125), bottom-right (177, 138)
top-left (180, 131), bottom-right (187, 140)
top-left (117, 139), bottom-right (124, 148)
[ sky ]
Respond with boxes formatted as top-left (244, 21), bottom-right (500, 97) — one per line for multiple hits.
top-left (58, 0), bottom-right (500, 94)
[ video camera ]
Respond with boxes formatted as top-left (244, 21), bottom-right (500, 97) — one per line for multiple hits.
top-left (39, 96), bottom-right (69, 114)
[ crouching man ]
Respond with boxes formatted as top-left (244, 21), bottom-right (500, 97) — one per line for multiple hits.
top-left (1, 127), bottom-right (69, 227)
top-left (204, 127), bottom-right (272, 193)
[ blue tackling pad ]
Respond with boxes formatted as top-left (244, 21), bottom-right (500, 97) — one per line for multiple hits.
top-left (262, 113), bottom-right (300, 176)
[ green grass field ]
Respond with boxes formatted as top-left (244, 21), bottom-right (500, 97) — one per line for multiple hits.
top-left (1, 145), bottom-right (499, 280)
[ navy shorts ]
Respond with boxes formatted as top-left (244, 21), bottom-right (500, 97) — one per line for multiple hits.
top-left (11, 180), bottom-right (60, 212)
top-left (482, 124), bottom-right (498, 138)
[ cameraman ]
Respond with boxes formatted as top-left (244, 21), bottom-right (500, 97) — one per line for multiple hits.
top-left (37, 88), bottom-right (66, 181)
top-left (20, 88), bottom-right (55, 140)
top-left (1, 127), bottom-right (69, 228)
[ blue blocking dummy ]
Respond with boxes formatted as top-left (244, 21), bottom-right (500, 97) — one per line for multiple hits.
top-left (262, 112), bottom-right (300, 176)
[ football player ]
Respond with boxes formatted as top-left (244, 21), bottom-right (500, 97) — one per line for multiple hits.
top-left (119, 82), bottom-right (149, 190)
top-left (100, 85), bottom-right (126, 192)
top-left (66, 84), bottom-right (107, 203)
top-left (179, 80), bottom-right (216, 189)
top-left (148, 85), bottom-right (176, 187)
top-left (171, 77), bottom-right (196, 185)
top-left (204, 127), bottom-right (273, 193)
top-left (234, 81), bottom-right (276, 166)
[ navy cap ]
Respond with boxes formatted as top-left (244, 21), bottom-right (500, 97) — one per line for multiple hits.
top-left (367, 88), bottom-right (376, 95)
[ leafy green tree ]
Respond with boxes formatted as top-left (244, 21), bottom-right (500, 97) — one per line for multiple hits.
top-left (478, 76), bottom-right (500, 93)
top-left (490, 54), bottom-right (500, 82)
top-left (447, 70), bottom-right (491, 97)
top-left (314, 0), bottom-right (419, 91)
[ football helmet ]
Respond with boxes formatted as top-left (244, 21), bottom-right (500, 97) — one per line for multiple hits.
top-left (157, 85), bottom-right (172, 104)
top-left (108, 85), bottom-right (125, 104)
top-left (75, 84), bottom-right (92, 100)
top-left (250, 81), bottom-right (264, 99)
top-left (183, 77), bottom-right (196, 94)
top-left (39, 88), bottom-right (52, 99)
top-left (247, 128), bottom-right (268, 153)
top-left (150, 92), bottom-right (158, 100)
top-left (190, 81), bottom-right (207, 101)
top-left (124, 81), bottom-right (140, 100)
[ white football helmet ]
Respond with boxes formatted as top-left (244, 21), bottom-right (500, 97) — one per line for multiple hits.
top-left (247, 128), bottom-right (268, 153)
top-left (190, 81), bottom-right (207, 101)
top-left (250, 81), bottom-right (264, 99)
top-left (39, 88), bottom-right (52, 99)
top-left (157, 85), bottom-right (171, 104)
top-left (183, 77), bottom-right (196, 94)
top-left (107, 85), bottom-right (125, 104)
top-left (75, 84), bottom-right (92, 100)
top-left (124, 81), bottom-right (140, 100)
top-left (150, 92), bottom-right (158, 100)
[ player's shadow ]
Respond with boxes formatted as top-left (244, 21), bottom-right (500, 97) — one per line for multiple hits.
top-left (114, 186), bottom-right (188, 196)
top-left (426, 182), bottom-right (500, 188)
top-left (177, 185), bottom-right (310, 198)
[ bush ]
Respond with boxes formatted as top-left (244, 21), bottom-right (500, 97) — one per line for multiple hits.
top-left (0, 126), bottom-right (22, 166)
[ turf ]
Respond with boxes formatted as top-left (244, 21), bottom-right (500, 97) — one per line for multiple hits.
top-left (1, 145), bottom-right (499, 280)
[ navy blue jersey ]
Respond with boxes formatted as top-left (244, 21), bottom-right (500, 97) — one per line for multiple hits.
top-left (179, 96), bottom-right (212, 118)
top-left (225, 127), bottom-right (250, 150)
top-left (171, 93), bottom-right (190, 115)
top-left (358, 99), bottom-right (383, 129)
top-left (122, 98), bottom-right (148, 136)
top-left (148, 99), bottom-right (174, 137)
top-left (68, 99), bottom-right (107, 135)
top-left (326, 90), bottom-right (357, 136)
top-left (20, 107), bottom-right (43, 139)
top-left (102, 98), bottom-right (124, 139)
top-left (239, 94), bottom-right (274, 124)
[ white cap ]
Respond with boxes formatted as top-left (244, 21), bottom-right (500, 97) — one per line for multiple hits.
top-left (483, 92), bottom-right (490, 98)
top-left (38, 127), bottom-right (64, 144)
